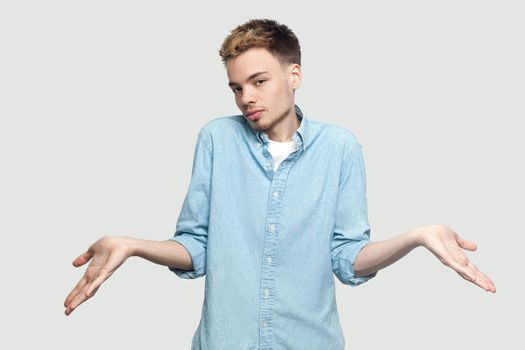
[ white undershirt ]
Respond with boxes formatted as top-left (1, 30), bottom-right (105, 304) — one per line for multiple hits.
top-left (267, 138), bottom-right (297, 171)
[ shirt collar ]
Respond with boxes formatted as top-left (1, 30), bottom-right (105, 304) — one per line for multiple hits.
top-left (249, 104), bottom-right (311, 152)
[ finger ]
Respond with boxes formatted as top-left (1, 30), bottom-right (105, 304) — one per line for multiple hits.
top-left (486, 275), bottom-right (497, 292)
top-left (454, 259), bottom-right (491, 291)
top-left (64, 276), bottom-right (88, 307)
top-left (67, 270), bottom-right (110, 313)
top-left (468, 262), bottom-right (497, 293)
top-left (448, 260), bottom-right (476, 282)
top-left (65, 305), bottom-right (75, 316)
top-left (73, 251), bottom-right (93, 267)
top-left (456, 236), bottom-right (477, 251)
top-left (471, 272), bottom-right (495, 292)
top-left (66, 284), bottom-right (94, 314)
top-left (65, 278), bottom-right (93, 316)
top-left (85, 271), bottom-right (111, 297)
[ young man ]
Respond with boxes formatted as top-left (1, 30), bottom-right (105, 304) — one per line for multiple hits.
top-left (64, 19), bottom-right (496, 349)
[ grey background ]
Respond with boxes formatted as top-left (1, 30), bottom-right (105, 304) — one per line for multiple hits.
top-left (1, 1), bottom-right (523, 349)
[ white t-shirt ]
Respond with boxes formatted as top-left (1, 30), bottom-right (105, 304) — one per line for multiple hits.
top-left (267, 137), bottom-right (297, 171)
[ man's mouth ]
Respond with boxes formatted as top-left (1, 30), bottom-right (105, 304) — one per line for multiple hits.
top-left (246, 109), bottom-right (264, 121)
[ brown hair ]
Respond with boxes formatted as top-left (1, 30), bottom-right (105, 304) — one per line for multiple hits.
top-left (219, 19), bottom-right (301, 66)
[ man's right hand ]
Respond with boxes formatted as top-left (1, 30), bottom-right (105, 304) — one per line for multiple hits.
top-left (64, 236), bottom-right (133, 316)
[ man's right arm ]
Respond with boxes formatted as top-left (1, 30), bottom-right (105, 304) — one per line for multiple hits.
top-left (64, 236), bottom-right (192, 316)
top-left (65, 126), bottom-right (213, 316)
top-left (131, 237), bottom-right (193, 270)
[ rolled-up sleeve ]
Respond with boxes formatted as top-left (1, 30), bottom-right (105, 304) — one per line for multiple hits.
top-left (169, 128), bottom-right (212, 279)
top-left (331, 141), bottom-right (377, 286)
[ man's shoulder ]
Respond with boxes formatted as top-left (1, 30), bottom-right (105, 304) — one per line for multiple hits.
top-left (308, 117), bottom-right (362, 150)
top-left (199, 114), bottom-right (246, 136)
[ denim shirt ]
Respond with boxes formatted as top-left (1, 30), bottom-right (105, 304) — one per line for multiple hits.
top-left (169, 105), bottom-right (376, 350)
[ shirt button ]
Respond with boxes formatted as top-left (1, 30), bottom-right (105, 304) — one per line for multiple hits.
top-left (256, 142), bottom-right (262, 149)
top-left (269, 224), bottom-right (276, 231)
top-left (264, 288), bottom-right (270, 296)
top-left (266, 256), bottom-right (272, 263)
top-left (262, 322), bottom-right (269, 327)
top-left (272, 191), bottom-right (279, 198)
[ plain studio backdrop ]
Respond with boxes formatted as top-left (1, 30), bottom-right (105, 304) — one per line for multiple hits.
top-left (0, 1), bottom-right (523, 349)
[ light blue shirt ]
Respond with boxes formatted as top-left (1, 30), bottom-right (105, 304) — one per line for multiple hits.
top-left (169, 105), bottom-right (377, 349)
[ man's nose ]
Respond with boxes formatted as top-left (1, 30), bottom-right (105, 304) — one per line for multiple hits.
top-left (240, 87), bottom-right (257, 106)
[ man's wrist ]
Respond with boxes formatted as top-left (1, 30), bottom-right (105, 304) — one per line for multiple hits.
top-left (118, 236), bottom-right (140, 257)
top-left (407, 227), bottom-right (426, 248)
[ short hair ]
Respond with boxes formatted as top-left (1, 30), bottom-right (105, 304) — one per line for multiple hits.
top-left (219, 19), bottom-right (301, 66)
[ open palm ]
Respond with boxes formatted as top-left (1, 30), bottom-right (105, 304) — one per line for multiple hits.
top-left (64, 236), bottom-right (131, 315)
top-left (419, 225), bottom-right (496, 292)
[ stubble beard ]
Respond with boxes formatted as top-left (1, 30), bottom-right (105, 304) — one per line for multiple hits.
top-left (249, 106), bottom-right (292, 133)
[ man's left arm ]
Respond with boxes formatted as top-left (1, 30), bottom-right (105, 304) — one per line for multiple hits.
top-left (353, 224), bottom-right (497, 292)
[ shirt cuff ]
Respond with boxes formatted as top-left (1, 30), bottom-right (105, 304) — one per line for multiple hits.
top-left (168, 235), bottom-right (206, 279)
top-left (333, 240), bottom-right (377, 287)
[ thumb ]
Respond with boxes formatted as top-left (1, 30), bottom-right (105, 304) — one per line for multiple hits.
top-left (457, 236), bottom-right (477, 251)
top-left (72, 251), bottom-right (92, 267)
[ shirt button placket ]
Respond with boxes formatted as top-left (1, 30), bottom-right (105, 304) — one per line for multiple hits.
top-left (259, 151), bottom-right (290, 349)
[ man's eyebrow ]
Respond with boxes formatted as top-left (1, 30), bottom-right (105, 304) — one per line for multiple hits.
top-left (228, 71), bottom-right (269, 87)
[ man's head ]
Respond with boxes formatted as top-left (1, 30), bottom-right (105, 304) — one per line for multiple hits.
top-left (219, 18), bottom-right (301, 67)
top-left (219, 19), bottom-right (302, 139)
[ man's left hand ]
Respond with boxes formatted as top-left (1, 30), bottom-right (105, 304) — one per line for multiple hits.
top-left (416, 225), bottom-right (496, 293)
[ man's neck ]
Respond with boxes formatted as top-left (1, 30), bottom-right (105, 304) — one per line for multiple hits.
top-left (265, 109), bottom-right (300, 142)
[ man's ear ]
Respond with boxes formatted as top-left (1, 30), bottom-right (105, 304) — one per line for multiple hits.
top-left (289, 63), bottom-right (302, 90)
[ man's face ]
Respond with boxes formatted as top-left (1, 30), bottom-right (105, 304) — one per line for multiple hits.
top-left (226, 47), bottom-right (301, 133)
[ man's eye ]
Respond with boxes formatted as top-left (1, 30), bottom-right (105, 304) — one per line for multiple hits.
top-left (232, 87), bottom-right (242, 93)
top-left (255, 79), bottom-right (266, 85)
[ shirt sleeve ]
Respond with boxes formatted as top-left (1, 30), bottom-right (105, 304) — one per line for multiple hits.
top-left (331, 141), bottom-right (377, 287)
top-left (168, 128), bottom-right (212, 279)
